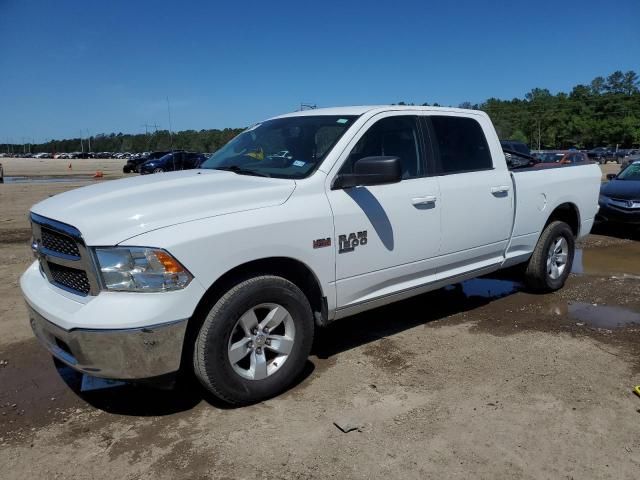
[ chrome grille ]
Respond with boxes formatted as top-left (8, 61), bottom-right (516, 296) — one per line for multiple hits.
top-left (30, 213), bottom-right (100, 296)
top-left (41, 228), bottom-right (81, 258)
top-left (48, 263), bottom-right (91, 295)
top-left (609, 198), bottom-right (640, 210)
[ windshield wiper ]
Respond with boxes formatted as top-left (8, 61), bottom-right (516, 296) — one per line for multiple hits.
top-left (214, 165), bottom-right (271, 177)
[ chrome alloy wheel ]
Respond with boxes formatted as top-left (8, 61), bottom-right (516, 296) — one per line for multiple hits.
top-left (547, 236), bottom-right (569, 280)
top-left (227, 303), bottom-right (296, 380)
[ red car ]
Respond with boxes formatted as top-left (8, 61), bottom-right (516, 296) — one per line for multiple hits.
top-left (534, 151), bottom-right (590, 168)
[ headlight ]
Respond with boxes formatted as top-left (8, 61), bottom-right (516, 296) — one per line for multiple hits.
top-left (598, 194), bottom-right (609, 205)
top-left (95, 247), bottom-right (193, 292)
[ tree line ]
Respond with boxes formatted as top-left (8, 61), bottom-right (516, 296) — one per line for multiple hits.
top-left (400, 70), bottom-right (640, 149)
top-left (14, 127), bottom-right (244, 155)
top-left (9, 70), bottom-right (640, 154)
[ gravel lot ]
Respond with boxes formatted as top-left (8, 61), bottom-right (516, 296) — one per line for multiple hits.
top-left (1, 158), bottom-right (639, 479)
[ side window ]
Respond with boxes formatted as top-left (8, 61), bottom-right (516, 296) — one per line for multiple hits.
top-left (430, 116), bottom-right (493, 174)
top-left (173, 152), bottom-right (184, 168)
top-left (340, 116), bottom-right (423, 179)
top-left (183, 153), bottom-right (196, 168)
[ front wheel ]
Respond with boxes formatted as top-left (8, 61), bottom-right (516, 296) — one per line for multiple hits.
top-left (193, 276), bottom-right (314, 405)
top-left (153, 167), bottom-right (164, 173)
top-left (524, 220), bottom-right (575, 292)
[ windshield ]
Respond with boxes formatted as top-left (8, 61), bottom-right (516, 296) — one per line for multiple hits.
top-left (201, 115), bottom-right (357, 179)
top-left (155, 153), bottom-right (174, 164)
top-left (617, 162), bottom-right (640, 180)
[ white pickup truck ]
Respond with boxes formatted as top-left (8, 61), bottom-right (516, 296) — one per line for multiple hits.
top-left (21, 106), bottom-right (601, 404)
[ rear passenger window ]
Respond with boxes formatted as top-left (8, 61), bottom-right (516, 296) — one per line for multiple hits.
top-left (430, 116), bottom-right (493, 174)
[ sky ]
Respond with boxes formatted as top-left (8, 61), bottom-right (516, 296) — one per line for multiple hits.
top-left (1, 0), bottom-right (639, 143)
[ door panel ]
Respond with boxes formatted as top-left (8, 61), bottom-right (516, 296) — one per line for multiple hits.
top-left (329, 179), bottom-right (441, 308)
top-left (326, 114), bottom-right (441, 309)
top-left (437, 169), bottom-right (513, 258)
top-left (426, 114), bottom-right (514, 275)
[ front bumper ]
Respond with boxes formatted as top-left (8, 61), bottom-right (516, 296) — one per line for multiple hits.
top-left (21, 260), bottom-right (206, 380)
top-left (27, 303), bottom-right (188, 380)
top-left (597, 203), bottom-right (640, 225)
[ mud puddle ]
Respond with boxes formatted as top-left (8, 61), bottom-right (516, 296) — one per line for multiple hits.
top-left (0, 339), bottom-right (86, 441)
top-left (2, 175), bottom-right (100, 184)
top-left (551, 302), bottom-right (640, 330)
top-left (573, 243), bottom-right (640, 278)
top-left (0, 338), bottom-right (211, 443)
top-left (0, 228), bottom-right (32, 244)
top-left (453, 277), bottom-right (520, 299)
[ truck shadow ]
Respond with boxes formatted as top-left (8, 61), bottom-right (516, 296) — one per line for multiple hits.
top-left (55, 361), bottom-right (316, 416)
top-left (312, 275), bottom-right (522, 360)
top-left (55, 276), bottom-right (522, 416)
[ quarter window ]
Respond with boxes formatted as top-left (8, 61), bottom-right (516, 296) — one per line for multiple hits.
top-left (340, 116), bottom-right (423, 179)
top-left (430, 116), bottom-right (493, 174)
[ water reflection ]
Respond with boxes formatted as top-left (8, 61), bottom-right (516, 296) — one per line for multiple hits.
top-left (551, 302), bottom-right (640, 329)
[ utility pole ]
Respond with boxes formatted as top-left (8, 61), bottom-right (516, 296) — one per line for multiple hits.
top-left (80, 130), bottom-right (84, 153)
top-left (166, 97), bottom-right (174, 151)
top-left (141, 123), bottom-right (160, 135)
top-left (141, 124), bottom-right (160, 150)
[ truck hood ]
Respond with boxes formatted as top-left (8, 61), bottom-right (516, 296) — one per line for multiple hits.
top-left (31, 169), bottom-right (296, 245)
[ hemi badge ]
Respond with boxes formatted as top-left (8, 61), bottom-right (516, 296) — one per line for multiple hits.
top-left (313, 238), bottom-right (331, 249)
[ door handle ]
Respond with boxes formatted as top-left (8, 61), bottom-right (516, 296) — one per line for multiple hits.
top-left (411, 195), bottom-right (437, 207)
top-left (490, 185), bottom-right (511, 195)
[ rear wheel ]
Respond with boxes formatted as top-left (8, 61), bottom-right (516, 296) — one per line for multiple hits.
top-left (193, 275), bottom-right (314, 405)
top-left (153, 167), bottom-right (164, 173)
top-left (524, 220), bottom-right (575, 292)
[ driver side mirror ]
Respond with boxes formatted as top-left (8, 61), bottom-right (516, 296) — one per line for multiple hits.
top-left (606, 173), bottom-right (616, 180)
top-left (332, 156), bottom-right (402, 190)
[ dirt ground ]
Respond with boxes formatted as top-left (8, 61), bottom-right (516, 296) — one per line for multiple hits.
top-left (1, 159), bottom-right (639, 479)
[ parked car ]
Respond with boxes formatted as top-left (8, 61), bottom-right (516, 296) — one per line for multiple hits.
top-left (123, 151), bottom-right (171, 173)
top-left (597, 161), bottom-right (640, 225)
top-left (21, 106), bottom-right (600, 405)
top-left (621, 150), bottom-right (640, 170)
top-left (500, 140), bottom-right (530, 156)
top-left (587, 147), bottom-right (616, 164)
top-left (534, 151), bottom-right (590, 168)
top-left (139, 151), bottom-right (206, 174)
top-left (535, 151), bottom-right (565, 165)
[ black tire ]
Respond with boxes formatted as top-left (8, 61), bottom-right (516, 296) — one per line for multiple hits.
top-left (122, 166), bottom-right (130, 173)
top-left (524, 220), bottom-right (575, 292)
top-left (193, 275), bottom-right (314, 405)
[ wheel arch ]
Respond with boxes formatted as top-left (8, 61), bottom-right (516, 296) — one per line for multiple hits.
top-left (180, 256), bottom-right (327, 372)
top-left (544, 202), bottom-right (581, 237)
